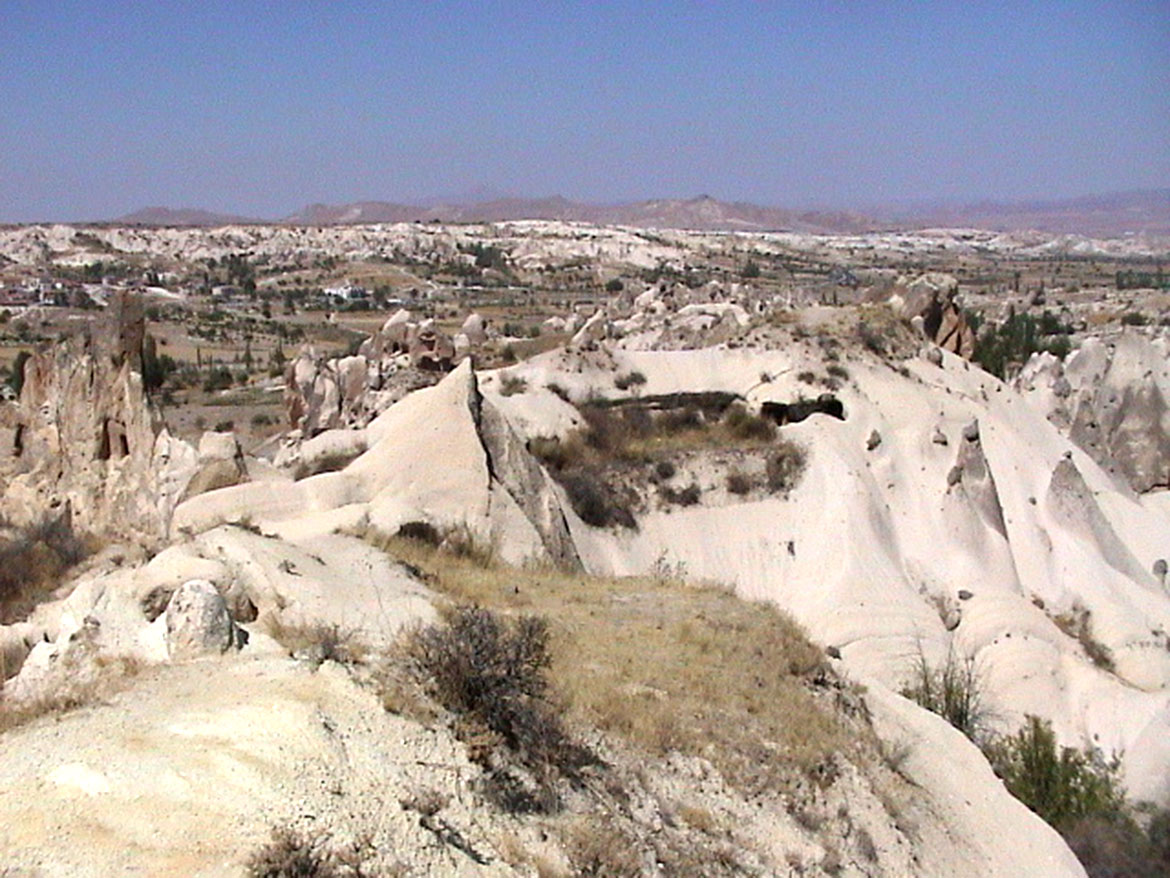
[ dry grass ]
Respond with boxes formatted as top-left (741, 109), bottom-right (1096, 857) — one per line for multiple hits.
top-left (364, 531), bottom-right (850, 795)
top-left (245, 826), bottom-right (396, 878)
top-left (499, 374), bottom-right (528, 397)
top-left (0, 653), bottom-right (143, 734)
top-left (533, 403), bottom-right (778, 473)
top-left (262, 616), bottom-right (369, 667)
top-left (560, 817), bottom-right (643, 877)
top-left (530, 402), bottom-right (797, 528)
top-left (1052, 604), bottom-right (1116, 672)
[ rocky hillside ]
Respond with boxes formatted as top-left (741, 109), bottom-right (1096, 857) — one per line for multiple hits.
top-left (2, 283), bottom-right (1169, 875)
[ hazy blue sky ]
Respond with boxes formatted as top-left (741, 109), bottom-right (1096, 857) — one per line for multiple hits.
top-left (1, 1), bottom-right (1167, 221)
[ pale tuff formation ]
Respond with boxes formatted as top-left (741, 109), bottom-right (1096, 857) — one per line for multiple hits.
top-left (3, 287), bottom-right (1170, 874)
top-left (885, 272), bottom-right (977, 359)
top-left (1016, 333), bottom-right (1170, 493)
top-left (0, 293), bottom-right (180, 539)
top-left (282, 308), bottom-right (477, 439)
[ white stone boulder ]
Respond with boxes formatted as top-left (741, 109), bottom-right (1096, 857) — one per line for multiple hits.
top-left (164, 579), bottom-right (240, 661)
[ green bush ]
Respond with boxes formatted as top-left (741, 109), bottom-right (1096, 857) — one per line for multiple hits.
top-left (203, 366), bottom-right (234, 392)
top-left (974, 309), bottom-right (1073, 379)
top-left (985, 716), bottom-right (1126, 831)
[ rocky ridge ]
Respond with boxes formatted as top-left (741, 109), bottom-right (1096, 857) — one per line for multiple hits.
top-left (3, 285), bottom-right (1170, 874)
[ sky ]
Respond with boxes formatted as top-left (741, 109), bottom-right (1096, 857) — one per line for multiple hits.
top-left (1, 0), bottom-right (1168, 222)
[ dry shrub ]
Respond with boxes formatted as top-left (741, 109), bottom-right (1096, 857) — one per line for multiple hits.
top-left (263, 616), bottom-right (367, 666)
top-left (579, 407), bottom-right (633, 456)
top-left (0, 514), bottom-right (100, 624)
top-left (857, 321), bottom-right (889, 355)
top-left (660, 483), bottom-right (701, 507)
top-left (765, 440), bottom-right (807, 493)
top-left (721, 403), bottom-right (776, 443)
top-left (901, 646), bottom-right (986, 742)
top-left (545, 382), bottom-right (570, 402)
top-left (246, 827), bottom-right (337, 878)
top-left (656, 406), bottom-right (704, 434)
top-left (1053, 604), bottom-right (1115, 672)
top-left (406, 607), bottom-right (593, 812)
top-left (528, 434), bottom-right (588, 472)
top-left (500, 374), bottom-right (528, 397)
top-left (559, 471), bottom-right (636, 529)
top-left (614, 370), bottom-right (646, 391)
top-left (725, 470), bottom-right (754, 495)
top-left (245, 827), bottom-right (389, 878)
top-left (1062, 813), bottom-right (1170, 878)
top-left (395, 520), bottom-right (441, 546)
top-left (440, 523), bottom-right (497, 566)
top-left (395, 520), bottom-right (495, 564)
top-left (562, 818), bottom-right (642, 878)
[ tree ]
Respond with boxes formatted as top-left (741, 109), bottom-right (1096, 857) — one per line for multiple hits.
top-left (7, 350), bottom-right (31, 398)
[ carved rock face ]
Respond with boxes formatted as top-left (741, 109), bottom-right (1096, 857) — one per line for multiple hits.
top-left (0, 293), bottom-right (184, 540)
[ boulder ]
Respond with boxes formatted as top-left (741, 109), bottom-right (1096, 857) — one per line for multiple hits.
top-left (179, 432), bottom-right (247, 501)
top-left (460, 313), bottom-right (488, 347)
top-left (408, 321), bottom-right (456, 371)
top-left (164, 579), bottom-right (240, 660)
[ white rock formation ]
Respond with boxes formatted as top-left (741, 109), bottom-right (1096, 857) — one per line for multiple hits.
top-left (164, 578), bottom-right (240, 660)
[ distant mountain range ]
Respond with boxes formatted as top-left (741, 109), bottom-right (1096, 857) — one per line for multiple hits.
top-left (112, 189), bottom-right (1170, 236)
top-left (117, 206), bottom-right (263, 226)
top-left (887, 189), bottom-right (1170, 237)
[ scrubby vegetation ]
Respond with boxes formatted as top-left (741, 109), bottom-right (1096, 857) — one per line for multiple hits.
top-left (972, 308), bottom-right (1074, 379)
top-left (0, 514), bottom-right (99, 624)
top-left (529, 398), bottom-right (804, 526)
top-left (986, 716), bottom-right (1125, 832)
top-left (498, 374), bottom-right (527, 397)
top-left (366, 531), bottom-right (855, 799)
top-left (613, 370), bottom-right (646, 391)
top-left (1052, 604), bottom-right (1116, 672)
top-left (263, 616), bottom-right (367, 667)
top-left (0, 653), bottom-right (142, 734)
top-left (765, 440), bottom-right (807, 493)
top-left (245, 826), bottom-right (388, 878)
top-left (406, 606), bottom-right (593, 813)
top-left (901, 647), bottom-right (986, 741)
top-left (904, 651), bottom-right (1168, 877)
